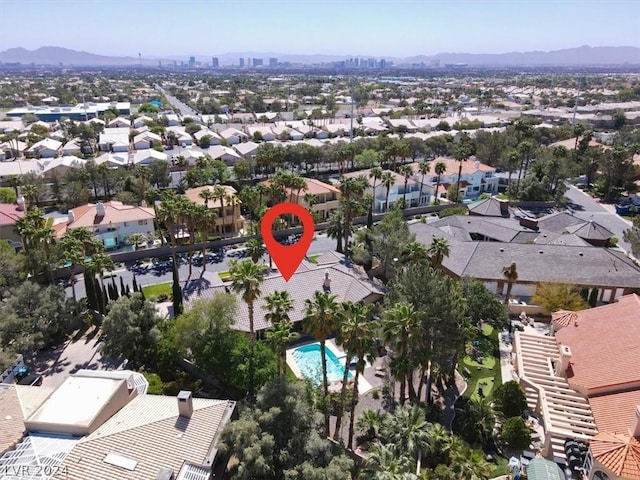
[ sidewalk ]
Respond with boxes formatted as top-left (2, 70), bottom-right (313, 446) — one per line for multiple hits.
top-left (499, 329), bottom-right (517, 384)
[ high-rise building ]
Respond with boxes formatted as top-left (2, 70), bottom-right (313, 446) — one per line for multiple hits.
top-left (188, 56), bottom-right (196, 68)
top-left (239, 57), bottom-right (245, 67)
top-left (212, 57), bottom-right (219, 68)
top-left (252, 58), bottom-right (263, 67)
top-left (269, 57), bottom-right (278, 67)
top-left (379, 58), bottom-right (387, 68)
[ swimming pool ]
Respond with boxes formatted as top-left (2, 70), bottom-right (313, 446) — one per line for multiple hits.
top-left (291, 343), bottom-right (353, 385)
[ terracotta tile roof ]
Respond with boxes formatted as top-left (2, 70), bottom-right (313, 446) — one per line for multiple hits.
top-left (184, 185), bottom-right (238, 209)
top-left (261, 177), bottom-right (339, 196)
top-left (408, 157), bottom-right (495, 177)
top-left (555, 294), bottom-right (640, 393)
top-left (590, 432), bottom-right (640, 480)
top-left (342, 168), bottom-right (418, 188)
top-left (51, 396), bottom-right (234, 480)
top-left (66, 201), bottom-right (155, 230)
top-left (589, 390), bottom-right (640, 436)
top-left (551, 310), bottom-right (578, 329)
top-left (0, 203), bottom-right (24, 226)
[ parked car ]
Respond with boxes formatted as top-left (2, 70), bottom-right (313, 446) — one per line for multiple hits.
top-left (17, 373), bottom-right (43, 386)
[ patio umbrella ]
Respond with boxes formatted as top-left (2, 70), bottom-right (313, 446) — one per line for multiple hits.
top-left (509, 456), bottom-right (520, 470)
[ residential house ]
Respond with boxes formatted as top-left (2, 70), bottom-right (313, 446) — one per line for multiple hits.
top-left (0, 201), bottom-right (25, 246)
top-left (272, 124), bottom-right (303, 141)
top-left (233, 141), bottom-right (260, 159)
top-left (180, 148), bottom-right (207, 166)
top-left (54, 201), bottom-right (156, 249)
top-left (388, 118), bottom-right (418, 132)
top-left (188, 251), bottom-right (385, 333)
top-left (219, 127), bottom-right (249, 145)
top-left (0, 370), bottom-right (235, 480)
top-left (206, 145), bottom-right (242, 164)
top-left (162, 113), bottom-right (181, 126)
top-left (132, 115), bottom-right (153, 128)
top-left (193, 129), bottom-right (222, 146)
top-left (26, 138), bottom-right (62, 158)
top-left (40, 156), bottom-right (87, 179)
top-left (94, 152), bottom-right (129, 169)
top-left (131, 149), bottom-right (167, 166)
top-left (0, 160), bottom-right (41, 187)
top-left (132, 131), bottom-right (162, 150)
top-left (408, 157), bottom-right (499, 200)
top-left (246, 125), bottom-right (276, 142)
top-left (0, 120), bottom-right (24, 134)
top-left (61, 138), bottom-right (82, 156)
top-left (255, 111), bottom-right (279, 122)
top-left (342, 168), bottom-right (421, 211)
top-left (176, 131), bottom-right (193, 146)
top-left (261, 177), bottom-right (340, 221)
top-left (99, 127), bottom-right (130, 152)
top-left (0, 140), bottom-right (28, 160)
top-left (184, 185), bottom-right (244, 236)
top-left (106, 117), bottom-right (131, 128)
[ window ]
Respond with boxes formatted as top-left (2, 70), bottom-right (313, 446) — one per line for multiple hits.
top-left (123, 222), bottom-right (128, 227)
top-left (138, 220), bottom-right (147, 226)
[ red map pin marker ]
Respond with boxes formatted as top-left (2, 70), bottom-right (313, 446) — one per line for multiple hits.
top-left (261, 202), bottom-right (315, 281)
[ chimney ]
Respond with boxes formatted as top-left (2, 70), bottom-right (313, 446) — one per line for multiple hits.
top-left (16, 196), bottom-right (25, 211)
top-left (96, 202), bottom-right (106, 217)
top-left (67, 210), bottom-right (75, 224)
top-left (177, 390), bottom-right (193, 418)
top-left (499, 199), bottom-right (509, 217)
top-left (555, 344), bottom-right (572, 377)
top-left (322, 270), bottom-right (331, 292)
top-left (631, 405), bottom-right (640, 438)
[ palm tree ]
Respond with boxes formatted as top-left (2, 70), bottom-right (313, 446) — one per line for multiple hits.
top-left (417, 162), bottom-right (430, 206)
top-left (246, 238), bottom-right (266, 264)
top-left (265, 319), bottom-right (298, 377)
top-left (22, 184), bottom-right (39, 210)
top-left (326, 210), bottom-right (345, 253)
top-left (380, 404), bottom-right (431, 474)
top-left (400, 241), bottom-right (428, 265)
top-left (381, 171), bottom-right (395, 211)
top-left (198, 187), bottom-right (214, 207)
top-left (427, 237), bottom-right (450, 270)
top-left (14, 208), bottom-right (55, 283)
top-left (434, 161), bottom-right (446, 205)
top-left (369, 166), bottom-right (383, 212)
top-left (399, 164), bottom-right (413, 207)
top-left (7, 175), bottom-right (21, 198)
top-left (339, 176), bottom-right (366, 256)
top-left (502, 261), bottom-right (518, 305)
top-left (263, 290), bottom-right (293, 325)
top-left (356, 409), bottom-right (383, 443)
top-left (359, 443), bottom-right (414, 480)
top-left (303, 290), bottom-right (340, 437)
top-left (456, 397), bottom-right (495, 448)
top-left (126, 232), bottom-right (147, 251)
top-left (335, 302), bottom-right (377, 448)
top-left (183, 202), bottom-right (199, 277)
top-left (97, 163), bottom-right (111, 198)
top-left (453, 145), bottom-right (470, 203)
top-left (197, 206), bottom-right (216, 273)
top-left (382, 302), bottom-right (421, 405)
top-left (212, 185), bottom-right (228, 235)
top-left (229, 259), bottom-right (267, 398)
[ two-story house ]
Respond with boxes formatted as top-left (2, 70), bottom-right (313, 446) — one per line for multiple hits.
top-left (409, 157), bottom-right (499, 201)
top-left (54, 201), bottom-right (156, 250)
top-left (260, 177), bottom-right (341, 221)
top-left (342, 168), bottom-right (421, 212)
top-left (184, 185), bottom-right (244, 236)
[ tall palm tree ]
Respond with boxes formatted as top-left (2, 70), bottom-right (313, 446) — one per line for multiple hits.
top-left (22, 184), bottom-right (40, 210)
top-left (7, 175), bottom-right (21, 198)
top-left (399, 164), bottom-right (413, 207)
top-left (326, 210), bottom-right (345, 253)
top-left (502, 261), bottom-right (518, 305)
top-left (246, 238), bottom-right (266, 264)
top-left (263, 290), bottom-right (293, 325)
top-left (400, 241), bottom-right (428, 265)
top-left (229, 259), bottom-right (267, 398)
top-left (97, 163), bottom-right (111, 198)
top-left (427, 237), bottom-right (450, 270)
top-left (198, 187), bottom-right (214, 207)
top-left (212, 185), bottom-right (228, 235)
top-left (196, 206), bottom-right (216, 273)
top-left (417, 162), bottom-right (430, 206)
top-left (339, 176), bottom-right (366, 256)
top-left (265, 319), bottom-right (298, 377)
top-left (453, 145), bottom-right (470, 203)
top-left (382, 302), bottom-right (421, 405)
top-left (126, 232), bottom-right (147, 251)
top-left (369, 166), bottom-right (383, 212)
top-left (337, 302), bottom-right (377, 448)
top-left (381, 171), bottom-right (395, 212)
top-left (434, 161), bottom-right (446, 205)
top-left (356, 409), bottom-right (383, 443)
top-left (303, 290), bottom-right (340, 437)
top-left (380, 404), bottom-right (431, 474)
top-left (183, 202), bottom-right (199, 277)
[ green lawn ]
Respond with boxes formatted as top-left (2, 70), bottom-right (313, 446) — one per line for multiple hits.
top-left (462, 324), bottom-right (502, 401)
top-left (218, 271), bottom-right (231, 281)
top-left (141, 282), bottom-right (172, 298)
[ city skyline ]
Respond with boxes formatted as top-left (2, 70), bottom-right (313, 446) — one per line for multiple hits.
top-left (1, 0), bottom-right (639, 58)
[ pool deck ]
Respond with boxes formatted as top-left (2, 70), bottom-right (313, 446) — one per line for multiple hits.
top-left (286, 339), bottom-right (377, 394)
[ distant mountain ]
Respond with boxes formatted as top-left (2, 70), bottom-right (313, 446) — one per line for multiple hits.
top-left (2, 45), bottom-right (640, 67)
top-left (0, 46), bottom-right (155, 66)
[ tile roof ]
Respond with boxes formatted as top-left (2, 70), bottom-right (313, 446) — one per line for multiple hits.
top-left (468, 197), bottom-right (508, 217)
top-left (566, 220), bottom-right (614, 241)
top-left (51, 396), bottom-right (234, 480)
top-left (551, 310), bottom-right (578, 329)
top-left (589, 390), bottom-right (640, 436)
top-left (536, 211), bottom-right (584, 232)
top-left (261, 177), bottom-right (339, 197)
top-left (187, 255), bottom-right (386, 332)
top-left (555, 294), bottom-right (640, 393)
top-left (184, 185), bottom-right (238, 209)
top-left (590, 432), bottom-right (640, 480)
top-left (63, 201), bottom-right (155, 232)
top-left (0, 203), bottom-right (25, 226)
top-left (407, 157), bottom-right (495, 177)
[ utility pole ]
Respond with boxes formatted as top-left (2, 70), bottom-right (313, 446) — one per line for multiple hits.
top-left (349, 78), bottom-right (355, 143)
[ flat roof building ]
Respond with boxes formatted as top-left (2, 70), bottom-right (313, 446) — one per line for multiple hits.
top-left (7, 102), bottom-right (131, 122)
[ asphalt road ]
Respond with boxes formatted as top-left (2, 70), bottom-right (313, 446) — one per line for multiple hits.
top-left (66, 233), bottom-right (337, 300)
top-left (563, 184), bottom-right (634, 254)
top-left (156, 85), bottom-right (199, 117)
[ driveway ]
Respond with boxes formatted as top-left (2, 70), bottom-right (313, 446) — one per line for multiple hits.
top-left (31, 329), bottom-right (124, 389)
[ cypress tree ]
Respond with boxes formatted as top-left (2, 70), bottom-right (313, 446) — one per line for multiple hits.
top-left (101, 283), bottom-right (109, 311)
top-left (95, 277), bottom-right (106, 314)
top-left (132, 275), bottom-right (139, 292)
top-left (588, 288), bottom-right (598, 307)
top-left (120, 276), bottom-right (126, 296)
top-left (111, 277), bottom-right (119, 300)
top-left (580, 287), bottom-right (589, 302)
top-left (172, 260), bottom-right (183, 316)
top-left (126, 284), bottom-right (131, 296)
top-left (84, 270), bottom-right (97, 311)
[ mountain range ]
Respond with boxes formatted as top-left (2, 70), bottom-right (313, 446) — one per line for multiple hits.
top-left (1, 45), bottom-right (640, 67)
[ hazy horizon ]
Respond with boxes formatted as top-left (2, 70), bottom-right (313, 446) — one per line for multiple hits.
top-left (1, 0), bottom-right (639, 58)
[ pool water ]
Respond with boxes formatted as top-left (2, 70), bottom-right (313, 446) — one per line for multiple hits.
top-left (292, 343), bottom-right (353, 385)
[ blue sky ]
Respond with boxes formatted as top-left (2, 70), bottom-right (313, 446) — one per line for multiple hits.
top-left (1, 0), bottom-right (639, 57)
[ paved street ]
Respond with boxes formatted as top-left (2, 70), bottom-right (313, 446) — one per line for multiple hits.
top-left (564, 184), bottom-right (634, 254)
top-left (66, 233), bottom-right (337, 300)
top-left (155, 84), bottom-right (199, 117)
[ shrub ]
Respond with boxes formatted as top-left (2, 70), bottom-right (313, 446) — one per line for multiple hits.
top-left (493, 380), bottom-right (527, 418)
top-left (439, 205), bottom-right (469, 218)
top-left (157, 293), bottom-right (169, 302)
top-left (143, 372), bottom-right (164, 395)
top-left (371, 389), bottom-right (380, 400)
top-left (501, 416), bottom-right (532, 451)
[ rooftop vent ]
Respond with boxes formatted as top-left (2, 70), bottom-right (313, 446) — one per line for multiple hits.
top-left (323, 270), bottom-right (332, 292)
top-left (67, 210), bottom-right (75, 224)
top-left (177, 390), bottom-right (193, 418)
top-left (539, 250), bottom-right (543, 254)
top-left (96, 202), bottom-right (105, 217)
top-left (104, 452), bottom-right (138, 471)
top-left (499, 248), bottom-right (504, 252)
top-left (578, 252), bottom-right (584, 256)
top-left (156, 468), bottom-right (174, 480)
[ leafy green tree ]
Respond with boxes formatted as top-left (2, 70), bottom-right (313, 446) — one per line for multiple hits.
top-left (0, 187), bottom-right (17, 204)
top-left (501, 416), bottom-right (532, 451)
top-left (493, 380), bottom-right (527, 419)
top-left (368, 206), bottom-right (415, 282)
top-left (461, 277), bottom-right (507, 327)
top-left (532, 282), bottom-right (589, 313)
top-left (148, 159), bottom-right (172, 189)
top-left (623, 216), bottom-right (640, 257)
top-left (101, 292), bottom-right (161, 368)
top-left (454, 396), bottom-right (495, 448)
top-left (0, 240), bottom-right (26, 299)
